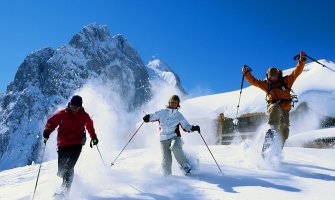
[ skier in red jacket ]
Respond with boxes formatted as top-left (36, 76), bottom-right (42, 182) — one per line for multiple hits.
top-left (43, 95), bottom-right (99, 197)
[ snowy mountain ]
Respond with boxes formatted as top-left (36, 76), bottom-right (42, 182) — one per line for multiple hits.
top-left (0, 24), bottom-right (185, 171)
top-left (147, 59), bottom-right (187, 94)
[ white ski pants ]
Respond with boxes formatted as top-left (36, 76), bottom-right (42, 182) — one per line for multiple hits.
top-left (160, 136), bottom-right (188, 176)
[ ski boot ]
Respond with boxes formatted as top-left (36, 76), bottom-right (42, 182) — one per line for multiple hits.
top-left (181, 163), bottom-right (192, 175)
top-left (262, 129), bottom-right (276, 159)
top-left (53, 187), bottom-right (69, 200)
top-left (54, 177), bottom-right (71, 200)
top-left (262, 128), bottom-right (283, 160)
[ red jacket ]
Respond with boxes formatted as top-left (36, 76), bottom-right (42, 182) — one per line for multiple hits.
top-left (44, 107), bottom-right (97, 147)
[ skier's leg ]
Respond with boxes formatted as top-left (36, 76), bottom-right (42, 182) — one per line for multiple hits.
top-left (57, 147), bottom-right (69, 178)
top-left (56, 147), bottom-right (70, 198)
top-left (279, 110), bottom-right (290, 150)
top-left (171, 137), bottom-right (191, 173)
top-left (262, 103), bottom-right (282, 157)
top-left (62, 168), bottom-right (74, 191)
top-left (58, 145), bottom-right (82, 193)
top-left (262, 129), bottom-right (275, 158)
top-left (267, 103), bottom-right (282, 130)
top-left (160, 139), bottom-right (172, 176)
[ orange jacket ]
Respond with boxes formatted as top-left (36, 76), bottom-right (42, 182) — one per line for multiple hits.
top-left (244, 59), bottom-right (306, 111)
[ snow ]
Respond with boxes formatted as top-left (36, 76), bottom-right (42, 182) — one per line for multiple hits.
top-left (286, 127), bottom-right (335, 147)
top-left (147, 59), bottom-right (183, 91)
top-left (1, 59), bottom-right (335, 199)
top-left (0, 145), bottom-right (334, 200)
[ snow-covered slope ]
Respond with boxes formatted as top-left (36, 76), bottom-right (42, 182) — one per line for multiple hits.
top-left (286, 127), bottom-right (335, 147)
top-left (0, 145), bottom-right (334, 200)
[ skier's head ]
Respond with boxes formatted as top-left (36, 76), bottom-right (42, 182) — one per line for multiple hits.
top-left (168, 95), bottom-right (180, 109)
top-left (69, 95), bottom-right (83, 108)
top-left (266, 67), bottom-right (282, 82)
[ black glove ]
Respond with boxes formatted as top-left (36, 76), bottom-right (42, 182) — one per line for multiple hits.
top-left (300, 51), bottom-right (307, 61)
top-left (242, 65), bottom-right (252, 75)
top-left (43, 130), bottom-right (50, 144)
top-left (293, 51), bottom-right (307, 61)
top-left (143, 114), bottom-right (150, 123)
top-left (90, 137), bottom-right (99, 148)
top-left (191, 125), bottom-right (201, 133)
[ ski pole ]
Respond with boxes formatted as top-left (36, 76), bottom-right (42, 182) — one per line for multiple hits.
top-left (95, 144), bottom-right (143, 194)
top-left (198, 132), bottom-right (223, 174)
top-left (111, 121), bottom-right (144, 166)
top-left (31, 143), bottom-right (47, 200)
top-left (235, 65), bottom-right (252, 125)
top-left (294, 54), bottom-right (335, 72)
top-left (235, 74), bottom-right (245, 126)
top-left (94, 144), bottom-right (106, 167)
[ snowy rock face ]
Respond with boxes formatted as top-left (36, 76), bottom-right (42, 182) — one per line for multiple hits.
top-left (0, 24), bottom-right (184, 170)
top-left (147, 59), bottom-right (187, 94)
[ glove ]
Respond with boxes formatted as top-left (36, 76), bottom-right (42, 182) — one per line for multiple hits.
top-left (143, 114), bottom-right (150, 123)
top-left (242, 65), bottom-right (252, 75)
top-left (43, 130), bottom-right (50, 144)
top-left (191, 125), bottom-right (201, 133)
top-left (90, 137), bottom-right (99, 148)
top-left (300, 51), bottom-right (307, 61)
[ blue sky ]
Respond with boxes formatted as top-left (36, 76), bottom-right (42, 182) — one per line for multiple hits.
top-left (0, 0), bottom-right (334, 95)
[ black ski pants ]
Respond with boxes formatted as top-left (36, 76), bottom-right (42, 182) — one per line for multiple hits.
top-left (57, 144), bottom-right (82, 190)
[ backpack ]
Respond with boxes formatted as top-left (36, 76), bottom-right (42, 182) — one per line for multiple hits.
top-left (266, 72), bottom-right (298, 107)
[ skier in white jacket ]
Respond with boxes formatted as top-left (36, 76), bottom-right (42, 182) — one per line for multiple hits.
top-left (143, 95), bottom-right (200, 176)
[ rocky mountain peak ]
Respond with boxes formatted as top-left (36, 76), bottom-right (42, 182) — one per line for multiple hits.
top-left (7, 47), bottom-right (55, 92)
top-left (147, 59), bottom-right (187, 94)
top-left (69, 23), bottom-right (111, 49)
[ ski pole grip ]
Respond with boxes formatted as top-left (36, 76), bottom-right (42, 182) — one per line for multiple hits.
top-left (90, 140), bottom-right (93, 148)
top-left (293, 55), bottom-right (300, 60)
top-left (244, 65), bottom-right (252, 72)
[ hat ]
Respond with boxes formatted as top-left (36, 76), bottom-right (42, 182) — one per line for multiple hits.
top-left (267, 67), bottom-right (280, 78)
top-left (70, 95), bottom-right (83, 107)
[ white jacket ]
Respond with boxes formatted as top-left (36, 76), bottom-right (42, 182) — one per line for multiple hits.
top-left (149, 108), bottom-right (192, 141)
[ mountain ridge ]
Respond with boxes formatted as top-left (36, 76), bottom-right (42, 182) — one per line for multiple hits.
top-left (0, 23), bottom-right (185, 170)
